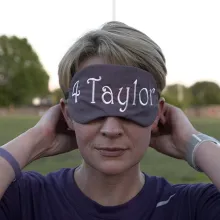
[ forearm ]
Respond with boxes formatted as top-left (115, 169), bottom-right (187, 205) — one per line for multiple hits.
top-left (195, 142), bottom-right (220, 190)
top-left (0, 127), bottom-right (46, 199)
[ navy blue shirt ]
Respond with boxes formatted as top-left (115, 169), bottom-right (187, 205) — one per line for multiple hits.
top-left (1, 168), bottom-right (220, 219)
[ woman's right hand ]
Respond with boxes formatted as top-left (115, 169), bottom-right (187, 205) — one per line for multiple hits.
top-left (0, 104), bottom-right (77, 199)
top-left (33, 104), bottom-right (77, 159)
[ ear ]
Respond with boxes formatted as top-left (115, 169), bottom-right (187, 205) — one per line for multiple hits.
top-left (151, 97), bottom-right (165, 133)
top-left (60, 98), bottom-right (75, 130)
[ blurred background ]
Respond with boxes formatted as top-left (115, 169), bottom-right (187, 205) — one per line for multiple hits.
top-left (0, 0), bottom-right (220, 183)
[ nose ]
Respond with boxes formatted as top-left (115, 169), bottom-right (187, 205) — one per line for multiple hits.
top-left (100, 117), bottom-right (124, 138)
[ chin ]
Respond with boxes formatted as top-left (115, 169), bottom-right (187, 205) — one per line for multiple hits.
top-left (81, 150), bottom-right (142, 176)
top-left (93, 160), bottom-right (134, 176)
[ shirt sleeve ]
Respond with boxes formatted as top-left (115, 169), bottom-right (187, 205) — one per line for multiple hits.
top-left (0, 180), bottom-right (22, 220)
top-left (0, 171), bottom-right (45, 220)
top-left (191, 183), bottom-right (220, 220)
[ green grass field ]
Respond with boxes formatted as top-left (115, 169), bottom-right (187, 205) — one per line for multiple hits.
top-left (0, 115), bottom-right (220, 184)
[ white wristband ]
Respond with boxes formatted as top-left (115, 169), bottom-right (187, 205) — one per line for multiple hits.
top-left (186, 133), bottom-right (220, 172)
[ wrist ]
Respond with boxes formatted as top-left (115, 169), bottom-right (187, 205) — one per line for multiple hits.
top-left (2, 127), bottom-right (50, 168)
top-left (194, 141), bottom-right (219, 172)
top-left (184, 132), bottom-right (220, 171)
top-left (27, 126), bottom-right (54, 161)
top-left (178, 129), bottom-right (200, 160)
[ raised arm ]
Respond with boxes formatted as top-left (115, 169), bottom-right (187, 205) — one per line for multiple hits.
top-left (150, 103), bottom-right (220, 190)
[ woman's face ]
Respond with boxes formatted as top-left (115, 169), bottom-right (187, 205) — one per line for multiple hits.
top-left (62, 57), bottom-right (162, 175)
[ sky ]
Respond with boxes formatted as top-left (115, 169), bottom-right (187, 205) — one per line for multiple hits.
top-left (0, 0), bottom-right (220, 91)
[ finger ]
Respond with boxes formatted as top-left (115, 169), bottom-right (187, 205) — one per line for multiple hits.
top-left (150, 136), bottom-right (182, 159)
top-left (46, 105), bottom-right (61, 120)
top-left (149, 136), bottom-right (166, 149)
top-left (159, 114), bottom-right (166, 125)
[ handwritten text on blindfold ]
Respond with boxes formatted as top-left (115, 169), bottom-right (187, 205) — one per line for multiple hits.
top-left (71, 76), bottom-right (156, 112)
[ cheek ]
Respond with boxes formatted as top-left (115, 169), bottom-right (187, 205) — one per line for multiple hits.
top-left (129, 127), bottom-right (152, 152)
top-left (73, 123), bottom-right (98, 150)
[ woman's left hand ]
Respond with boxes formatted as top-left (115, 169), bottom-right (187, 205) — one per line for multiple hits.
top-left (150, 103), bottom-right (199, 160)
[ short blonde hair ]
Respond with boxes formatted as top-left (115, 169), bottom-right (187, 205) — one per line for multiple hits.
top-left (58, 21), bottom-right (167, 97)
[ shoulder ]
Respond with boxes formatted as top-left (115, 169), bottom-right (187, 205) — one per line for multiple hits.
top-left (1, 168), bottom-right (75, 219)
top-left (8, 168), bottom-right (73, 192)
top-left (144, 174), bottom-right (220, 206)
top-left (173, 182), bottom-right (220, 218)
top-left (146, 175), bottom-right (220, 218)
top-left (173, 181), bottom-right (219, 198)
top-left (168, 179), bottom-right (220, 216)
top-left (147, 174), bottom-right (219, 197)
top-left (172, 182), bottom-right (220, 205)
top-left (3, 168), bottom-right (74, 206)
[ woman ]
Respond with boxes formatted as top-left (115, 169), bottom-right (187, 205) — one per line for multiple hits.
top-left (0, 21), bottom-right (220, 220)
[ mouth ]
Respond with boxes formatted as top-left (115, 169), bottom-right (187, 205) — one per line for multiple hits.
top-left (95, 147), bottom-right (128, 157)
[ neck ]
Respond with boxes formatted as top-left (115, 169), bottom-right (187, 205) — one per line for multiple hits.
top-left (74, 163), bottom-right (145, 206)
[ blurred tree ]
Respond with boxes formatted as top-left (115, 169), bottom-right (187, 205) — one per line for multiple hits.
top-left (190, 81), bottom-right (220, 106)
top-left (0, 35), bottom-right (49, 106)
top-left (50, 88), bottom-right (64, 105)
top-left (162, 84), bottom-right (193, 109)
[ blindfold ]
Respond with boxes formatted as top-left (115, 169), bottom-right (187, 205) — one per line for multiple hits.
top-left (67, 64), bottom-right (159, 127)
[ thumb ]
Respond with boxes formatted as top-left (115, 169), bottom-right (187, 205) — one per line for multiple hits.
top-left (150, 135), bottom-right (182, 159)
top-left (150, 135), bottom-right (168, 151)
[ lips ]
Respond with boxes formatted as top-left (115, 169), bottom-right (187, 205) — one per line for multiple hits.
top-left (96, 147), bottom-right (128, 157)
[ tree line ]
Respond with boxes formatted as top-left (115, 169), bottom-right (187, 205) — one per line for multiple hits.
top-left (0, 35), bottom-right (220, 108)
top-left (0, 35), bottom-right (49, 106)
top-left (162, 82), bottom-right (220, 109)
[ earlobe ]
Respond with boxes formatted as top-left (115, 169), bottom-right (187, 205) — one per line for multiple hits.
top-left (158, 97), bottom-right (166, 124)
top-left (59, 98), bottom-right (74, 130)
top-left (157, 97), bottom-right (165, 118)
top-left (151, 117), bottom-right (160, 136)
top-left (60, 98), bottom-right (67, 116)
top-left (159, 97), bottom-right (165, 111)
top-left (151, 97), bottom-right (165, 134)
